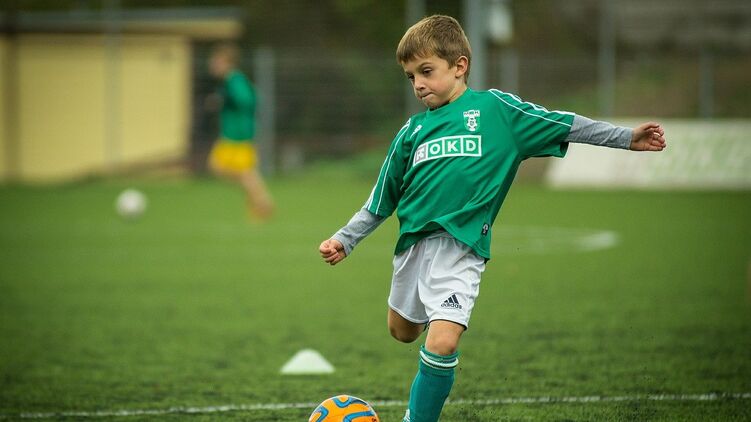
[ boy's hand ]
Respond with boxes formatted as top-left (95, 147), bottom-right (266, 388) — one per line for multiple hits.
top-left (204, 93), bottom-right (223, 112)
top-left (630, 122), bottom-right (666, 151)
top-left (319, 239), bottom-right (346, 266)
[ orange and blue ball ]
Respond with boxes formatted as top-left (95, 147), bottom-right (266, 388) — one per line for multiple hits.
top-left (308, 395), bottom-right (380, 422)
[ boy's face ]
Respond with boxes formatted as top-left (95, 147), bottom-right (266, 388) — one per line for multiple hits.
top-left (402, 54), bottom-right (468, 109)
top-left (209, 53), bottom-right (232, 78)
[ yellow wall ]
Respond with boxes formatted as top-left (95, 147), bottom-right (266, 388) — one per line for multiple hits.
top-left (0, 37), bottom-right (8, 179)
top-left (119, 36), bottom-right (190, 164)
top-left (17, 35), bottom-right (108, 181)
top-left (11, 34), bottom-right (190, 182)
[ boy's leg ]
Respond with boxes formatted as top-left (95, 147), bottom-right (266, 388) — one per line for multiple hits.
top-left (404, 320), bottom-right (463, 422)
top-left (388, 243), bottom-right (430, 343)
top-left (403, 233), bottom-right (485, 422)
top-left (425, 320), bottom-right (464, 355)
top-left (240, 168), bottom-right (274, 219)
top-left (388, 308), bottom-right (425, 343)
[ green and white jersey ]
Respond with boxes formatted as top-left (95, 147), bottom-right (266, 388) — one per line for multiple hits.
top-left (365, 88), bottom-right (574, 259)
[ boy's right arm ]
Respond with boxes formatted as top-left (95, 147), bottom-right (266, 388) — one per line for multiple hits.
top-left (319, 207), bottom-right (385, 266)
top-left (319, 119), bottom-right (412, 266)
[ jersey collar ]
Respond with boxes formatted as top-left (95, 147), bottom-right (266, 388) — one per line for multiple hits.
top-left (425, 87), bottom-right (473, 117)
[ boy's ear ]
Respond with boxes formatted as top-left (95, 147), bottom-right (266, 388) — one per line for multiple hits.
top-left (454, 56), bottom-right (469, 79)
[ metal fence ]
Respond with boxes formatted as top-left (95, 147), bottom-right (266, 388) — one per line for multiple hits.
top-left (4, 1), bottom-right (750, 180)
top-left (189, 44), bottom-right (750, 174)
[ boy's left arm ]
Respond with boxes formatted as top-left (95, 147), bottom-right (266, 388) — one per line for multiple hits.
top-left (566, 115), bottom-right (666, 151)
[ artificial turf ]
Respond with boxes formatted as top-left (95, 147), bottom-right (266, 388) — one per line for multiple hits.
top-left (1, 163), bottom-right (749, 421)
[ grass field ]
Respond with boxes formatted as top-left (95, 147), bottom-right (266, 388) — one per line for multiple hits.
top-left (1, 162), bottom-right (750, 421)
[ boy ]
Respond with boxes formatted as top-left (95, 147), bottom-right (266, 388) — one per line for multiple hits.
top-left (207, 44), bottom-right (274, 220)
top-left (319, 15), bottom-right (665, 422)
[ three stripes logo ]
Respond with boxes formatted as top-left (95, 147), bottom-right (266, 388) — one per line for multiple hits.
top-left (441, 294), bottom-right (462, 310)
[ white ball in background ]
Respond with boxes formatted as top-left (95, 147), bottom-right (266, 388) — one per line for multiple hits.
top-left (115, 189), bottom-right (147, 219)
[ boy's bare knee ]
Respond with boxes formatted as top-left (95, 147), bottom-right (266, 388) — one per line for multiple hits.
top-left (425, 320), bottom-right (464, 355)
top-left (425, 336), bottom-right (459, 355)
top-left (389, 326), bottom-right (421, 343)
top-left (387, 308), bottom-right (424, 343)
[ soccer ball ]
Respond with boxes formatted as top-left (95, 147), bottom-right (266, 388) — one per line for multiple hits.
top-left (115, 189), bottom-right (147, 219)
top-left (308, 395), bottom-right (380, 422)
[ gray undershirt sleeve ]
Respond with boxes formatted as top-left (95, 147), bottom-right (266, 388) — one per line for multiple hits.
top-left (566, 115), bottom-right (632, 149)
top-left (330, 117), bottom-right (629, 254)
top-left (331, 207), bottom-right (386, 256)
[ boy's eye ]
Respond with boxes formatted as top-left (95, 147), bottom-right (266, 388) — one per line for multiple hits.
top-left (422, 69), bottom-right (432, 75)
top-left (406, 74), bottom-right (415, 81)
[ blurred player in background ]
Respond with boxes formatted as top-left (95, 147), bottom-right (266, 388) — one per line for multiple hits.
top-left (207, 44), bottom-right (274, 220)
top-left (319, 15), bottom-right (666, 422)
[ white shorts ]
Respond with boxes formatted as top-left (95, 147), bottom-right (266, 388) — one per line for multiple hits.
top-left (388, 231), bottom-right (486, 329)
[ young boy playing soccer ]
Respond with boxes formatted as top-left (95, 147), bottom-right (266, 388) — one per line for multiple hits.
top-left (319, 15), bottom-right (666, 422)
top-left (207, 44), bottom-right (274, 220)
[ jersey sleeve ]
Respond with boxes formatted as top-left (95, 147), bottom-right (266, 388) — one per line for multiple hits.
top-left (489, 89), bottom-right (574, 159)
top-left (365, 120), bottom-right (412, 217)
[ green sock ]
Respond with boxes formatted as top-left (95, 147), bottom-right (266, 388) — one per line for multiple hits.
top-left (403, 345), bottom-right (459, 422)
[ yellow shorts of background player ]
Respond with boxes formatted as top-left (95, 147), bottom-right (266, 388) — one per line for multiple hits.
top-left (208, 139), bottom-right (257, 174)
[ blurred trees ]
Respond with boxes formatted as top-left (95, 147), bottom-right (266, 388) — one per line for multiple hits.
top-left (4, 0), bottom-right (749, 120)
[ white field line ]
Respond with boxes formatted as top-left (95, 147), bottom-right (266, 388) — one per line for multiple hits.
top-left (3, 392), bottom-right (750, 420)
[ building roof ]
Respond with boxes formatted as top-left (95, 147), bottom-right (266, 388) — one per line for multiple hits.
top-left (0, 7), bottom-right (243, 40)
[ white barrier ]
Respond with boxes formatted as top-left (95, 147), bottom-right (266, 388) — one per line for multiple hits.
top-left (545, 120), bottom-right (751, 190)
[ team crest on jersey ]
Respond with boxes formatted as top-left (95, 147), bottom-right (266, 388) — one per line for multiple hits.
top-left (463, 109), bottom-right (480, 132)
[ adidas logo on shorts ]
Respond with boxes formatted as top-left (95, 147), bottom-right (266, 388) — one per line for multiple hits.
top-left (441, 294), bottom-right (462, 310)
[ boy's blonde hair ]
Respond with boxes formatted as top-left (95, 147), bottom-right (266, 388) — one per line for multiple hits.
top-left (212, 43), bottom-right (240, 66)
top-left (396, 15), bottom-right (472, 81)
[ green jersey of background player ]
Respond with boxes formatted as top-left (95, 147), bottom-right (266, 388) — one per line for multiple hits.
top-left (319, 15), bottom-right (666, 422)
top-left (207, 44), bottom-right (274, 221)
